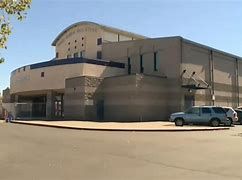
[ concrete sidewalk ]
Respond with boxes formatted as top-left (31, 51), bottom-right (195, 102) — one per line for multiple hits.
top-left (10, 120), bottom-right (230, 131)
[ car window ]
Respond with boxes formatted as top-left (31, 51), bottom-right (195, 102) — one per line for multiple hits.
top-left (223, 108), bottom-right (229, 112)
top-left (212, 107), bottom-right (226, 114)
top-left (202, 108), bottom-right (211, 114)
top-left (186, 107), bottom-right (199, 114)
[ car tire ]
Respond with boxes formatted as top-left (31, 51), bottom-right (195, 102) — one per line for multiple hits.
top-left (227, 118), bottom-right (233, 127)
top-left (210, 118), bottom-right (220, 127)
top-left (175, 118), bottom-right (184, 126)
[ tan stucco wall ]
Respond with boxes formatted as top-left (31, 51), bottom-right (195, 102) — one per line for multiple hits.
top-left (64, 74), bottom-right (181, 121)
top-left (10, 63), bottom-right (126, 94)
top-left (102, 37), bottom-right (181, 78)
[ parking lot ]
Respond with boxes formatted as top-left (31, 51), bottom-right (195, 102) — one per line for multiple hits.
top-left (1, 123), bottom-right (242, 180)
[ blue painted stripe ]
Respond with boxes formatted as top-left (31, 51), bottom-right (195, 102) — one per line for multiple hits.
top-left (30, 58), bottom-right (125, 69)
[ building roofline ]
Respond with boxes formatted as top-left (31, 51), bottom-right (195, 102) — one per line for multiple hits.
top-left (104, 35), bottom-right (242, 60)
top-left (181, 37), bottom-right (242, 60)
top-left (51, 21), bottom-right (148, 46)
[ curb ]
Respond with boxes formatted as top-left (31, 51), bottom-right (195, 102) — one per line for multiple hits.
top-left (10, 121), bottom-right (230, 132)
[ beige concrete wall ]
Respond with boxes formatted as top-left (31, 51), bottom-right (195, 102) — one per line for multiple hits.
top-left (213, 52), bottom-right (237, 107)
top-left (181, 39), bottom-right (241, 108)
top-left (11, 63), bottom-right (126, 94)
top-left (102, 37), bottom-right (181, 78)
top-left (181, 41), bottom-right (211, 106)
top-left (64, 74), bottom-right (181, 121)
top-left (102, 74), bottom-right (181, 121)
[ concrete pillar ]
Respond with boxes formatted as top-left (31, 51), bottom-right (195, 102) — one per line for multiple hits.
top-left (46, 91), bottom-right (54, 119)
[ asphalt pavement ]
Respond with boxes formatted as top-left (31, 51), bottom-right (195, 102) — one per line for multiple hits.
top-left (1, 123), bottom-right (242, 180)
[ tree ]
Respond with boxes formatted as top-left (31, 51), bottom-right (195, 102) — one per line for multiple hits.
top-left (0, 0), bottom-right (32, 63)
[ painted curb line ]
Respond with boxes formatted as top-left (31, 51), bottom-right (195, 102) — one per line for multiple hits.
top-left (10, 121), bottom-right (230, 132)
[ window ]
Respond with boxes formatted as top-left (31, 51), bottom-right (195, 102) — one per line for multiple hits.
top-left (41, 72), bottom-right (44, 77)
top-left (68, 42), bottom-right (70, 45)
top-left (97, 51), bottom-right (102, 59)
top-left (140, 55), bottom-right (144, 73)
top-left (82, 44), bottom-right (84, 47)
top-left (68, 48), bottom-right (70, 51)
top-left (128, 57), bottom-right (131, 74)
top-left (80, 51), bottom-right (85, 58)
top-left (212, 107), bottom-right (226, 114)
top-left (75, 46), bottom-right (77, 49)
top-left (154, 52), bottom-right (158, 71)
top-left (75, 40), bottom-right (77, 43)
top-left (82, 37), bottom-right (84, 40)
top-left (67, 54), bottom-right (72, 59)
top-left (186, 107), bottom-right (199, 114)
top-left (23, 66), bottom-right (26, 71)
top-left (97, 38), bottom-right (102, 45)
top-left (74, 52), bottom-right (78, 58)
top-left (56, 52), bottom-right (59, 58)
top-left (202, 108), bottom-right (211, 114)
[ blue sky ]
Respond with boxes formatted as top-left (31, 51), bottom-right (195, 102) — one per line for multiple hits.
top-left (0, 0), bottom-right (242, 93)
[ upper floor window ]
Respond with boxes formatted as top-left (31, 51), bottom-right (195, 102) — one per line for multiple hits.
top-left (41, 72), bottom-right (45, 77)
top-left (80, 51), bottom-right (85, 58)
top-left (56, 52), bottom-right (59, 58)
top-left (154, 52), bottom-right (158, 71)
top-left (140, 55), bottom-right (144, 73)
top-left (97, 38), bottom-right (102, 45)
top-left (97, 51), bottom-right (102, 59)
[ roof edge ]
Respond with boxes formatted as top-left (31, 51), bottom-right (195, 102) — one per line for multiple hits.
top-left (51, 21), bottom-right (147, 46)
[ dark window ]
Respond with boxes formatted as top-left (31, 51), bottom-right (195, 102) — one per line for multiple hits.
top-left (97, 38), bottom-right (102, 45)
top-left (80, 51), bottom-right (85, 58)
top-left (75, 46), bottom-right (77, 49)
top-left (140, 55), bottom-right (144, 73)
top-left (186, 107), bottom-right (199, 114)
top-left (97, 51), bottom-right (102, 59)
top-left (82, 44), bottom-right (84, 47)
top-left (18, 68), bottom-right (20, 72)
top-left (223, 108), bottom-right (229, 112)
top-left (23, 66), bottom-right (26, 71)
top-left (56, 52), bottom-right (59, 58)
top-left (118, 34), bottom-right (120, 42)
top-left (68, 48), bottom-right (70, 51)
top-left (128, 57), bottom-right (131, 74)
top-left (212, 107), bottom-right (226, 114)
top-left (74, 52), bottom-right (78, 58)
top-left (202, 108), bottom-right (211, 114)
top-left (154, 52), bottom-right (158, 71)
top-left (68, 42), bottom-right (70, 45)
top-left (82, 37), bottom-right (84, 40)
top-left (75, 40), bottom-right (77, 43)
top-left (41, 72), bottom-right (44, 77)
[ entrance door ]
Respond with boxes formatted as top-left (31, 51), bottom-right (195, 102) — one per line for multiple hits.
top-left (97, 100), bottom-right (104, 121)
top-left (184, 95), bottom-right (195, 110)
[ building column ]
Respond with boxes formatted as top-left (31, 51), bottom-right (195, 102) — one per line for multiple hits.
top-left (46, 91), bottom-right (54, 119)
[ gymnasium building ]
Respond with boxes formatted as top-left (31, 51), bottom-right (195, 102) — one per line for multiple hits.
top-left (4, 21), bottom-right (242, 121)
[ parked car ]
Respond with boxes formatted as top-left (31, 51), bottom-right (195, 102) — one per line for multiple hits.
top-left (170, 106), bottom-right (231, 127)
top-left (222, 107), bottom-right (238, 123)
top-left (235, 109), bottom-right (242, 124)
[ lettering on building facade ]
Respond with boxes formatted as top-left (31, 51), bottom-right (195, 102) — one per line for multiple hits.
top-left (57, 27), bottom-right (98, 46)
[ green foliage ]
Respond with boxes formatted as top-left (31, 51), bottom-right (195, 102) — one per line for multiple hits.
top-left (0, 0), bottom-right (32, 63)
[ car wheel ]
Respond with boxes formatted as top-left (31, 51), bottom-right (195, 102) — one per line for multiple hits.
top-left (210, 118), bottom-right (220, 127)
top-left (227, 118), bottom-right (233, 126)
top-left (175, 118), bottom-right (184, 126)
